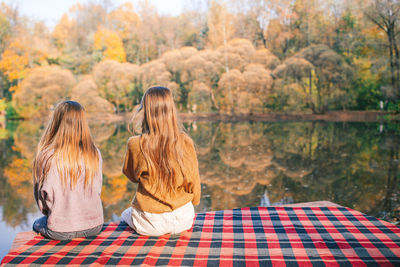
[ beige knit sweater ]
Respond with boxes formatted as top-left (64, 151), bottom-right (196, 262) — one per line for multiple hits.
top-left (34, 153), bottom-right (104, 232)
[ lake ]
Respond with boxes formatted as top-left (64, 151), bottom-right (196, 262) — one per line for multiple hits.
top-left (0, 119), bottom-right (399, 259)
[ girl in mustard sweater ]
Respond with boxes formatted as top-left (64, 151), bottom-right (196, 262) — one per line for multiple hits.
top-left (121, 86), bottom-right (201, 236)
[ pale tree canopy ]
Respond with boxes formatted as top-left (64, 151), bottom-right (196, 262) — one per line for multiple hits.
top-left (93, 59), bottom-right (141, 113)
top-left (70, 77), bottom-right (114, 115)
top-left (273, 44), bottom-right (352, 113)
top-left (13, 66), bottom-right (75, 118)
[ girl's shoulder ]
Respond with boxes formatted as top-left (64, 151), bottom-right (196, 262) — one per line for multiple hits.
top-left (127, 135), bottom-right (141, 149)
top-left (95, 146), bottom-right (102, 162)
top-left (180, 132), bottom-right (195, 149)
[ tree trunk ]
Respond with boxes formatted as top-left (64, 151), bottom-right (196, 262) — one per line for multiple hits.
top-left (388, 31), bottom-right (396, 91)
top-left (316, 79), bottom-right (323, 114)
top-left (116, 99), bottom-right (120, 114)
top-left (209, 89), bottom-right (219, 111)
top-left (392, 27), bottom-right (400, 98)
top-left (308, 71), bottom-right (316, 113)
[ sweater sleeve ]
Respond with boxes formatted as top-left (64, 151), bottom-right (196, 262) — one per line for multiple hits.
top-left (33, 181), bottom-right (39, 206)
top-left (96, 151), bottom-right (103, 194)
top-left (188, 140), bottom-right (201, 206)
top-left (123, 137), bottom-right (140, 183)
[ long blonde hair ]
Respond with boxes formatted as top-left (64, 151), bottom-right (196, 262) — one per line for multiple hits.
top-left (134, 86), bottom-right (194, 195)
top-left (33, 101), bottom-right (99, 189)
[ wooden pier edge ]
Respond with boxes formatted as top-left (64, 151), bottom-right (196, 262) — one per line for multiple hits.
top-left (8, 201), bottom-right (341, 253)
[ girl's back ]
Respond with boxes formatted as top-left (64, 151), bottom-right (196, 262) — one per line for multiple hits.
top-left (121, 86), bottom-right (201, 236)
top-left (124, 132), bottom-right (200, 214)
top-left (38, 152), bottom-right (103, 232)
top-left (33, 101), bottom-right (104, 239)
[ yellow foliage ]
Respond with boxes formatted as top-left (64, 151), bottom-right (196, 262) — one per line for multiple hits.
top-left (52, 13), bottom-right (74, 49)
top-left (4, 157), bottom-right (34, 202)
top-left (94, 27), bottom-right (126, 62)
top-left (0, 43), bottom-right (29, 81)
top-left (0, 128), bottom-right (7, 139)
top-left (108, 2), bottom-right (141, 40)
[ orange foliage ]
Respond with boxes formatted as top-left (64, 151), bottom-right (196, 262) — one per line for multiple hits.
top-left (0, 42), bottom-right (29, 81)
top-left (94, 27), bottom-right (126, 62)
top-left (101, 175), bottom-right (128, 206)
top-left (52, 14), bottom-right (74, 49)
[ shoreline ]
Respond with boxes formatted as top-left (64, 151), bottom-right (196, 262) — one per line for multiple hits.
top-left (114, 110), bottom-right (395, 123)
top-left (177, 110), bottom-right (394, 122)
top-left (7, 110), bottom-right (397, 124)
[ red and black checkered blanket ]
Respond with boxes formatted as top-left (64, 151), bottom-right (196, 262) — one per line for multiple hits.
top-left (2, 206), bottom-right (400, 266)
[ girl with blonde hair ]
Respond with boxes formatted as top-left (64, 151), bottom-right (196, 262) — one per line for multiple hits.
top-left (121, 86), bottom-right (201, 236)
top-left (32, 101), bottom-right (104, 240)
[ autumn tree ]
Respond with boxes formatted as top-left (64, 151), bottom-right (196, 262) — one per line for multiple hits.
top-left (217, 38), bottom-right (255, 72)
top-left (12, 66), bottom-right (75, 118)
top-left (291, 0), bottom-right (327, 48)
top-left (274, 44), bottom-right (352, 113)
top-left (136, 0), bottom-right (161, 63)
top-left (0, 42), bottom-right (29, 90)
top-left (94, 27), bottom-right (126, 62)
top-left (52, 14), bottom-right (74, 50)
top-left (70, 77), bottom-right (114, 115)
top-left (68, 3), bottom-right (107, 50)
top-left (188, 82), bottom-right (213, 112)
top-left (92, 60), bottom-right (141, 113)
top-left (253, 48), bottom-right (280, 70)
top-left (0, 20), bottom-right (54, 95)
top-left (207, 1), bottom-right (234, 49)
top-left (243, 64), bottom-right (273, 101)
top-left (139, 59), bottom-right (172, 93)
top-left (230, 1), bottom-right (266, 47)
top-left (161, 47), bottom-right (197, 110)
top-left (217, 69), bottom-right (245, 113)
top-left (52, 3), bottom-right (108, 74)
top-left (182, 49), bottom-right (223, 110)
top-left (108, 3), bottom-right (141, 63)
top-left (365, 0), bottom-right (400, 99)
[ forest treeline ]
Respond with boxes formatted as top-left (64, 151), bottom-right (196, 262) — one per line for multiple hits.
top-left (0, 0), bottom-right (399, 117)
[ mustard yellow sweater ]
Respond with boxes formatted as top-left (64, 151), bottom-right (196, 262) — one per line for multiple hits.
top-left (122, 134), bottom-right (201, 213)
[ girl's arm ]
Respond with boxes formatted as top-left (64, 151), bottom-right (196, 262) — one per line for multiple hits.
top-left (34, 182), bottom-right (51, 216)
top-left (96, 151), bottom-right (103, 195)
top-left (192, 157), bottom-right (201, 205)
top-left (123, 137), bottom-right (140, 183)
top-left (188, 139), bottom-right (201, 205)
top-left (33, 182), bottom-right (39, 206)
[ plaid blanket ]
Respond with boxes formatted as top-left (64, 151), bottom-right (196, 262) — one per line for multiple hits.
top-left (2, 206), bottom-right (400, 266)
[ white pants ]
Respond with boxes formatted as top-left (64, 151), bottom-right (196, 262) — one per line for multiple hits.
top-left (120, 201), bottom-right (195, 236)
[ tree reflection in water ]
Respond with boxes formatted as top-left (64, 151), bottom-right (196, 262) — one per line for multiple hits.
top-left (0, 120), bottom-right (399, 228)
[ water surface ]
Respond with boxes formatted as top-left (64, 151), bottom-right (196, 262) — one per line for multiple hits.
top-left (0, 120), bottom-right (399, 259)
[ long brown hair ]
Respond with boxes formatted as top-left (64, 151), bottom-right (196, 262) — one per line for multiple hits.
top-left (135, 86), bottom-right (194, 195)
top-left (33, 101), bottom-right (99, 189)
